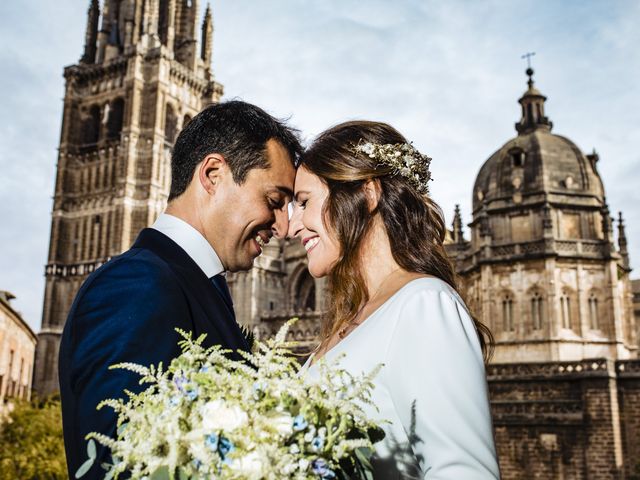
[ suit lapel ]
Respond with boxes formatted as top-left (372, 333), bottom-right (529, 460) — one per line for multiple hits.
top-left (132, 229), bottom-right (249, 352)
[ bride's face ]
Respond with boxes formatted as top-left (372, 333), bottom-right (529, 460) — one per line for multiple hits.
top-left (288, 167), bottom-right (340, 278)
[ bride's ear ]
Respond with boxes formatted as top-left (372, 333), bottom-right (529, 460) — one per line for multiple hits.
top-left (363, 179), bottom-right (382, 212)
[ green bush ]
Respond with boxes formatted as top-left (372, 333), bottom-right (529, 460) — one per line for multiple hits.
top-left (0, 395), bottom-right (67, 479)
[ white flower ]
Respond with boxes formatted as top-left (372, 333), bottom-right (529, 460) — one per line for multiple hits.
top-left (265, 411), bottom-right (294, 437)
top-left (200, 399), bottom-right (248, 432)
top-left (229, 451), bottom-right (267, 480)
top-left (361, 142), bottom-right (375, 155)
top-left (283, 462), bottom-right (298, 474)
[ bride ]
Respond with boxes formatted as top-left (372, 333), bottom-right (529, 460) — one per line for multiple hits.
top-left (288, 121), bottom-right (501, 478)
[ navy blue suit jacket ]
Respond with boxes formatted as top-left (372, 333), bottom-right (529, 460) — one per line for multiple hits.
top-left (59, 228), bottom-right (249, 479)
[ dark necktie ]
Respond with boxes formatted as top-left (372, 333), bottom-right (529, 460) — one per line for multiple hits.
top-left (210, 274), bottom-right (234, 313)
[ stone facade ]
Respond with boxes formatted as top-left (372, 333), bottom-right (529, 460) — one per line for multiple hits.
top-left (33, 0), bottom-right (223, 396)
top-left (0, 291), bottom-right (37, 414)
top-left (447, 69), bottom-right (636, 365)
top-left (445, 70), bottom-right (640, 478)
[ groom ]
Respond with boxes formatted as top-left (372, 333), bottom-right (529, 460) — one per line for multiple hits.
top-left (59, 101), bottom-right (301, 479)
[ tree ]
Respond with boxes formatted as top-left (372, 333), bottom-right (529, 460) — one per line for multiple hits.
top-left (0, 395), bottom-right (67, 479)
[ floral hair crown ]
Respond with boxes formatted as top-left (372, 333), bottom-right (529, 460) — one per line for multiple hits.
top-left (352, 140), bottom-right (432, 194)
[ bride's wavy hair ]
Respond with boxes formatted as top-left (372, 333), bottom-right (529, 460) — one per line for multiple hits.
top-left (300, 120), bottom-right (493, 361)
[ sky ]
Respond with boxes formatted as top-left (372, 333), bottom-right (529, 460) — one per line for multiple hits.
top-left (1, 1), bottom-right (639, 332)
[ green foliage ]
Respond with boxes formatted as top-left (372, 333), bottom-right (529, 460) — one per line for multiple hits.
top-left (0, 395), bottom-right (67, 480)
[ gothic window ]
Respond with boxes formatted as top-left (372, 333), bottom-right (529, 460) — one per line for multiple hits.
top-left (164, 104), bottom-right (178, 143)
top-left (560, 293), bottom-right (572, 329)
top-left (295, 269), bottom-right (316, 312)
top-left (183, 114), bottom-right (192, 129)
top-left (502, 294), bottom-right (514, 332)
top-left (531, 292), bottom-right (544, 330)
top-left (588, 293), bottom-right (599, 330)
top-left (83, 105), bottom-right (101, 144)
top-left (107, 98), bottom-right (124, 139)
top-left (510, 149), bottom-right (526, 167)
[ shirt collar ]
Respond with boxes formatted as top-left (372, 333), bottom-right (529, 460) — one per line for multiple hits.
top-left (151, 213), bottom-right (224, 278)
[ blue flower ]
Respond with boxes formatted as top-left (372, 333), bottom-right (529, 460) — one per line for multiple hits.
top-left (174, 375), bottom-right (187, 392)
top-left (311, 458), bottom-right (335, 479)
top-left (199, 366), bottom-right (209, 373)
top-left (169, 395), bottom-right (181, 407)
top-left (205, 433), bottom-right (219, 451)
top-left (293, 415), bottom-right (308, 431)
top-left (218, 436), bottom-right (234, 459)
top-left (311, 436), bottom-right (324, 451)
top-left (185, 387), bottom-right (199, 401)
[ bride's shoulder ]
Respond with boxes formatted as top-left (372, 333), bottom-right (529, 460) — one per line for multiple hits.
top-left (387, 275), bottom-right (469, 318)
top-left (394, 275), bottom-right (460, 301)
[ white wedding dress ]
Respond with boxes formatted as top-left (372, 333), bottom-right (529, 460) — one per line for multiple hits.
top-left (303, 277), bottom-right (500, 479)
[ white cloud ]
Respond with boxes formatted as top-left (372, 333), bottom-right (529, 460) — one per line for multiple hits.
top-left (1, 0), bottom-right (638, 331)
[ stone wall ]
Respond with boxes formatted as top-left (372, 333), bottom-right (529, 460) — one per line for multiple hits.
top-left (617, 360), bottom-right (640, 478)
top-left (487, 358), bottom-right (640, 479)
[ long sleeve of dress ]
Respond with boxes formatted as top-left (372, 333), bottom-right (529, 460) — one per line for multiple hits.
top-left (382, 288), bottom-right (500, 479)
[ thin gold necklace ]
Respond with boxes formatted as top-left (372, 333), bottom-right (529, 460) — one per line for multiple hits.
top-left (338, 267), bottom-right (402, 339)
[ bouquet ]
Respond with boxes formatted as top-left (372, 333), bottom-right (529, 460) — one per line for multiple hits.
top-left (77, 320), bottom-right (384, 479)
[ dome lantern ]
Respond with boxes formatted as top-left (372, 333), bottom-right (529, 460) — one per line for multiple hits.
top-left (515, 68), bottom-right (553, 135)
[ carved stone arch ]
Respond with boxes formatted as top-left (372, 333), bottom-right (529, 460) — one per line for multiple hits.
top-left (292, 268), bottom-right (316, 312)
top-left (288, 263), bottom-right (308, 302)
top-left (499, 289), bottom-right (516, 333)
top-left (587, 287), bottom-right (602, 330)
top-left (83, 104), bottom-right (102, 145)
top-left (527, 285), bottom-right (546, 331)
top-left (559, 287), bottom-right (577, 331)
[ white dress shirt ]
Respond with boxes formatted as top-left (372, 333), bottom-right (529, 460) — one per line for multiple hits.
top-left (151, 213), bottom-right (224, 278)
top-left (304, 278), bottom-right (500, 479)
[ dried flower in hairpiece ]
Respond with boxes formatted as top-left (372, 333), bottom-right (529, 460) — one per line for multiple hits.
top-left (352, 141), bottom-right (432, 194)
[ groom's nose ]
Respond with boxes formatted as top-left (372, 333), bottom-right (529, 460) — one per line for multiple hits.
top-left (271, 207), bottom-right (289, 240)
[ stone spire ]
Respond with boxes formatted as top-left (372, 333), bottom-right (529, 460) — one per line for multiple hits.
top-left (601, 201), bottom-right (615, 255)
top-left (452, 204), bottom-right (465, 244)
top-left (201, 3), bottom-right (213, 68)
top-left (81, 0), bottom-right (100, 64)
top-left (515, 68), bottom-right (553, 135)
top-left (618, 211), bottom-right (630, 268)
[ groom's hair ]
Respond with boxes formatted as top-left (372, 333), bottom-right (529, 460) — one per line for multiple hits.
top-left (168, 100), bottom-right (301, 201)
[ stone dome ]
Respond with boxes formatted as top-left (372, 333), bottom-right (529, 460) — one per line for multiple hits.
top-left (472, 70), bottom-right (605, 213)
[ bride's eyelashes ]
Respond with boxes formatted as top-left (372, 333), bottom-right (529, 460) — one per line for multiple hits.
top-left (297, 199), bottom-right (308, 209)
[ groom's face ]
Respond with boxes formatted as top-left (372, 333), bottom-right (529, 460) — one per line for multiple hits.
top-left (208, 139), bottom-right (295, 272)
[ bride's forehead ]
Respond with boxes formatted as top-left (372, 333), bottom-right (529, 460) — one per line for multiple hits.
top-left (294, 166), bottom-right (322, 189)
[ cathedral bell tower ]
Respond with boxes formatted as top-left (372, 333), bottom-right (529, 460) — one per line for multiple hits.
top-left (33, 0), bottom-right (223, 396)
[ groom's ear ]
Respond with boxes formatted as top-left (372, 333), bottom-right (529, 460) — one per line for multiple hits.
top-left (197, 153), bottom-right (228, 195)
top-left (363, 179), bottom-right (382, 212)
